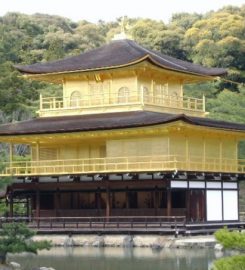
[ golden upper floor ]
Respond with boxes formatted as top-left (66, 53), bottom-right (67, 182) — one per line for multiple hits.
top-left (38, 67), bottom-right (206, 117)
top-left (15, 39), bottom-right (226, 118)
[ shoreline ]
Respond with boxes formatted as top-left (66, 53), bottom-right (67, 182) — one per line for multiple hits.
top-left (33, 234), bottom-right (219, 249)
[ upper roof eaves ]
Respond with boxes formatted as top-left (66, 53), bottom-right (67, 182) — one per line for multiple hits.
top-left (14, 39), bottom-right (227, 77)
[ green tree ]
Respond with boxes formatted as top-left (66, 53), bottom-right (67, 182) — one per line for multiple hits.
top-left (215, 228), bottom-right (245, 250)
top-left (44, 37), bottom-right (65, 61)
top-left (213, 228), bottom-right (245, 270)
top-left (207, 86), bottom-right (245, 124)
top-left (0, 223), bottom-right (51, 264)
top-left (170, 12), bottom-right (201, 30)
top-left (74, 21), bottom-right (105, 52)
top-left (183, 6), bottom-right (245, 92)
top-left (130, 18), bottom-right (166, 50)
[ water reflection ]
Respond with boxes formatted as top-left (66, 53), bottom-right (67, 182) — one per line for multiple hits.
top-left (10, 247), bottom-right (220, 270)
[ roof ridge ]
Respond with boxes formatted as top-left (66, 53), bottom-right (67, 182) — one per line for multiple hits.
top-left (128, 40), bottom-right (188, 70)
top-left (128, 41), bottom-right (227, 75)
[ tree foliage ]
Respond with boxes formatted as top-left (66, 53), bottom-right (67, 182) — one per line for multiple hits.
top-left (207, 86), bottom-right (245, 124)
top-left (213, 255), bottom-right (245, 270)
top-left (215, 228), bottom-right (245, 250)
top-left (0, 223), bottom-right (51, 264)
top-left (213, 228), bottom-right (245, 270)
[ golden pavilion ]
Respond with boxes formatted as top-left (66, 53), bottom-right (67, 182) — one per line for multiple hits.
top-left (0, 37), bottom-right (244, 224)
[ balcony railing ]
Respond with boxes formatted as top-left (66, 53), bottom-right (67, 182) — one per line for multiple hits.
top-left (38, 91), bottom-right (205, 117)
top-left (1, 155), bottom-right (244, 176)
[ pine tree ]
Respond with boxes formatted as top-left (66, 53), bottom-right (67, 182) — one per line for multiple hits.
top-left (0, 223), bottom-right (51, 264)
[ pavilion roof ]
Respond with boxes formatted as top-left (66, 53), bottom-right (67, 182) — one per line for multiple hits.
top-left (0, 111), bottom-right (244, 136)
top-left (14, 39), bottom-right (226, 77)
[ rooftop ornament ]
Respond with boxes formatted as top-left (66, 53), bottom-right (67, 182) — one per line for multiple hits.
top-left (112, 16), bottom-right (133, 41)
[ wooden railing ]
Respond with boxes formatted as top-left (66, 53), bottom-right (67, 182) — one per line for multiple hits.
top-left (0, 155), bottom-right (244, 176)
top-left (0, 216), bottom-right (186, 234)
top-left (1, 217), bottom-right (244, 234)
top-left (38, 91), bottom-right (205, 116)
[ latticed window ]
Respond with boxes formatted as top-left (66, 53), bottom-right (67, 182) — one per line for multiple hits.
top-left (38, 148), bottom-right (58, 161)
top-left (70, 91), bottom-right (81, 107)
top-left (142, 86), bottom-right (149, 102)
top-left (168, 91), bottom-right (180, 108)
top-left (90, 84), bottom-right (103, 105)
top-left (154, 84), bottom-right (168, 104)
top-left (118, 87), bottom-right (130, 103)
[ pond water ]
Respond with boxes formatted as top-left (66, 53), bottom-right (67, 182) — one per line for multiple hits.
top-left (10, 247), bottom-right (224, 270)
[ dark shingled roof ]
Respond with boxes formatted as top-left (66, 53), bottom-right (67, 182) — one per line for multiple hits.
top-left (14, 39), bottom-right (226, 77)
top-left (0, 111), bottom-right (244, 136)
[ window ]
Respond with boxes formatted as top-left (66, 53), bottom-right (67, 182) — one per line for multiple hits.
top-left (90, 83), bottom-right (103, 105)
top-left (142, 86), bottom-right (149, 103)
top-left (118, 87), bottom-right (130, 103)
top-left (171, 91), bottom-right (180, 107)
top-left (70, 91), bottom-right (81, 107)
top-left (128, 191), bottom-right (138, 208)
top-left (171, 190), bottom-right (186, 208)
top-left (172, 91), bottom-right (178, 99)
top-left (39, 147), bottom-right (58, 161)
top-left (40, 194), bottom-right (54, 209)
top-left (154, 84), bottom-right (168, 104)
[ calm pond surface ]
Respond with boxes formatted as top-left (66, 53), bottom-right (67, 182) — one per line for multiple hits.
top-left (10, 247), bottom-right (224, 270)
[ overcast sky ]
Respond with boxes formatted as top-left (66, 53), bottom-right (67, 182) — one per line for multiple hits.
top-left (0, 0), bottom-right (244, 23)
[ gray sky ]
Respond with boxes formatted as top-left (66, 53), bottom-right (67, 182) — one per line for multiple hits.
top-left (0, 0), bottom-right (244, 23)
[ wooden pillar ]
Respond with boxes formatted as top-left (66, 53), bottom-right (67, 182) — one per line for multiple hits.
top-left (9, 192), bottom-right (14, 218)
top-left (151, 78), bottom-right (154, 103)
top-left (135, 74), bottom-right (138, 102)
top-left (40, 93), bottom-right (43, 110)
top-left (185, 136), bottom-right (189, 166)
top-left (55, 189), bottom-right (60, 217)
top-left (36, 142), bottom-right (40, 161)
top-left (219, 139), bottom-right (223, 171)
top-left (96, 188), bottom-right (101, 213)
top-left (26, 197), bottom-right (29, 218)
top-left (109, 75), bottom-right (113, 104)
top-left (167, 188), bottom-right (172, 217)
top-left (201, 189), bottom-right (206, 221)
top-left (186, 190), bottom-right (190, 221)
top-left (125, 187), bottom-right (129, 209)
top-left (106, 184), bottom-right (111, 219)
top-left (9, 143), bottom-right (13, 174)
top-left (202, 94), bottom-right (206, 112)
top-left (9, 143), bottom-right (13, 163)
top-left (36, 190), bottom-right (40, 219)
top-left (124, 187), bottom-right (129, 216)
top-left (154, 187), bottom-right (159, 216)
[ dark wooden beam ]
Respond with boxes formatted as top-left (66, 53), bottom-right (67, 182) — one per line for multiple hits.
top-left (11, 179), bottom-right (167, 192)
top-left (154, 186), bottom-right (159, 215)
top-left (26, 197), bottom-right (30, 218)
top-left (55, 189), bottom-right (60, 217)
top-left (167, 188), bottom-right (171, 217)
top-left (106, 184), bottom-right (110, 219)
top-left (36, 190), bottom-right (40, 219)
top-left (125, 187), bottom-right (129, 209)
top-left (186, 189), bottom-right (190, 221)
top-left (9, 192), bottom-right (13, 218)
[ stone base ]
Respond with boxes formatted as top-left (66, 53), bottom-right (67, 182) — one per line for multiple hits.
top-left (32, 234), bottom-right (217, 249)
